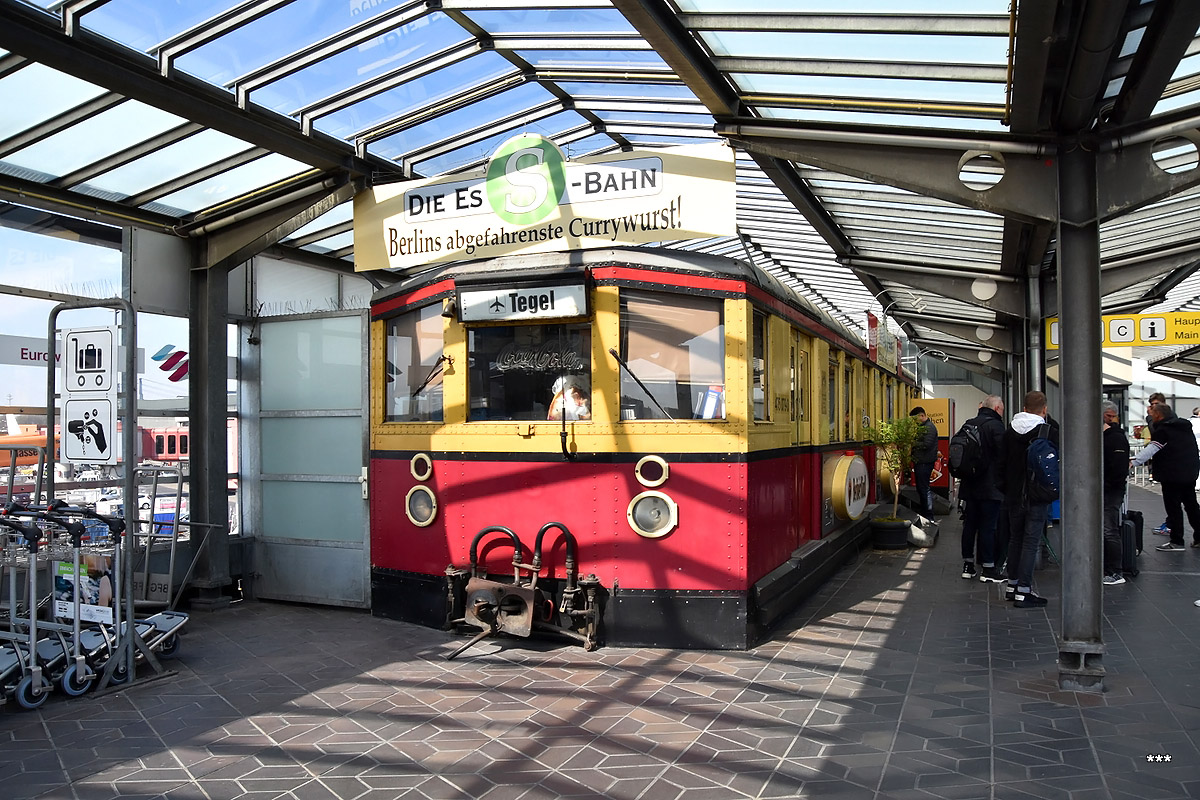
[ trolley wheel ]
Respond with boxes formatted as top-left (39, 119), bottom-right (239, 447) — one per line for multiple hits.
top-left (108, 660), bottom-right (132, 685)
top-left (60, 663), bottom-right (94, 697)
top-left (15, 675), bottom-right (50, 710)
top-left (158, 634), bottom-right (180, 659)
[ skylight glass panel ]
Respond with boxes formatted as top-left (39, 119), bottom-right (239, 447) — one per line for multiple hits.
top-left (148, 155), bottom-right (312, 215)
top-left (553, 82), bottom-right (695, 100)
top-left (676, 0), bottom-right (1008, 10)
top-left (516, 50), bottom-right (669, 70)
top-left (0, 64), bottom-right (106, 139)
top-left (318, 52), bottom-right (515, 141)
top-left (700, 32), bottom-right (1008, 65)
top-left (79, 0), bottom-right (233, 53)
top-left (733, 74), bottom-right (1005, 106)
top-left (5, 101), bottom-right (186, 179)
top-left (409, 110), bottom-right (590, 176)
top-left (459, 8), bottom-right (636, 34)
top-left (76, 130), bottom-right (258, 199)
top-left (249, 13), bottom-right (467, 117)
top-left (299, 230), bottom-right (353, 254)
top-left (560, 134), bottom-right (621, 159)
top-left (590, 111), bottom-right (713, 126)
top-left (285, 203), bottom-right (354, 241)
top-left (372, 82), bottom-right (557, 161)
top-left (174, 0), bottom-right (408, 87)
top-left (612, 134), bottom-right (717, 147)
top-left (757, 106), bottom-right (1008, 131)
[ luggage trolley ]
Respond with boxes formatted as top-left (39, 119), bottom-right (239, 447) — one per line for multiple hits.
top-left (130, 466), bottom-right (185, 609)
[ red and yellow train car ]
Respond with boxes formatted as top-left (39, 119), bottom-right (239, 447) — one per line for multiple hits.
top-left (369, 247), bottom-right (915, 649)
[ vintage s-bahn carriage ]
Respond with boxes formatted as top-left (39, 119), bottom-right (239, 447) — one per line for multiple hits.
top-left (369, 246), bottom-right (915, 650)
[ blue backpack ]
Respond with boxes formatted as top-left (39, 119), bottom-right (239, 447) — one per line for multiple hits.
top-left (1025, 425), bottom-right (1060, 503)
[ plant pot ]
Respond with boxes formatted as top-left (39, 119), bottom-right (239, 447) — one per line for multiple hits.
top-left (869, 517), bottom-right (912, 550)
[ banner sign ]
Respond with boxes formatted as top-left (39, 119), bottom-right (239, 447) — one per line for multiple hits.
top-left (354, 137), bottom-right (736, 271)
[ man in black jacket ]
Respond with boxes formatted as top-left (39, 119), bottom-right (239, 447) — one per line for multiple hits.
top-left (1000, 390), bottom-right (1059, 608)
top-left (910, 406), bottom-right (939, 519)
top-left (959, 395), bottom-right (1006, 582)
top-left (1132, 402), bottom-right (1200, 551)
top-left (1101, 400), bottom-right (1131, 584)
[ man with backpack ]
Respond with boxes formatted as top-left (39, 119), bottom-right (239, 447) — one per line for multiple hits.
top-left (999, 390), bottom-right (1059, 608)
top-left (952, 395), bottom-right (1006, 582)
top-left (1131, 402), bottom-right (1200, 552)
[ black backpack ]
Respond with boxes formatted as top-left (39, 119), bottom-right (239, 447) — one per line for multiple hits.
top-left (947, 420), bottom-right (984, 480)
top-left (1025, 425), bottom-right (1060, 503)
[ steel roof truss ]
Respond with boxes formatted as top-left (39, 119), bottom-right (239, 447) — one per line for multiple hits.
top-left (848, 262), bottom-right (1024, 317)
top-left (1097, 136), bottom-right (1200, 221)
top-left (200, 176), bottom-right (355, 271)
top-left (728, 134), bottom-right (1058, 225)
top-left (890, 312), bottom-right (1013, 350)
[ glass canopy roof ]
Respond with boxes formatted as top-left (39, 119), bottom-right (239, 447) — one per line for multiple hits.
top-left (3, 0), bottom-right (1200, 377)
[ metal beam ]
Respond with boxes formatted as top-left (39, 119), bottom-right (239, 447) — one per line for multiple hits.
top-left (0, 172), bottom-right (176, 233)
top-left (198, 178), bottom-right (356, 272)
top-left (725, 132), bottom-right (1059, 225)
top-left (846, 260), bottom-right (1025, 317)
top-left (891, 312), bottom-right (1014, 351)
top-left (676, 13), bottom-right (1009, 35)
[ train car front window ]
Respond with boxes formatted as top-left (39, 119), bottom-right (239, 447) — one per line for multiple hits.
top-left (385, 305), bottom-right (445, 422)
top-left (619, 290), bottom-right (724, 420)
top-left (468, 324), bottom-right (591, 421)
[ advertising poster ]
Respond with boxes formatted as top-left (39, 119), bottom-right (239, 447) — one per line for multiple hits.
top-left (53, 555), bottom-right (114, 624)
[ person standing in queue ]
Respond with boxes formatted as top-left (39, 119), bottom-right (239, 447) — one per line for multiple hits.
top-left (910, 406), bottom-right (939, 522)
top-left (1101, 400), bottom-right (1131, 585)
top-left (1000, 390), bottom-right (1059, 608)
top-left (958, 395), bottom-right (1006, 582)
top-left (1131, 402), bottom-right (1200, 552)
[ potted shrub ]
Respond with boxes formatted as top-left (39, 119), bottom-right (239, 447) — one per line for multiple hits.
top-left (865, 414), bottom-right (923, 549)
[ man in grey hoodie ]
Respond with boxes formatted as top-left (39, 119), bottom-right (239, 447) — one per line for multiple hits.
top-left (999, 390), bottom-right (1059, 608)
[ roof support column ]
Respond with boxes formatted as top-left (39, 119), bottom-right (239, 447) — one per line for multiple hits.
top-left (1056, 143), bottom-right (1105, 692)
top-left (186, 265), bottom-right (231, 610)
top-left (1025, 273), bottom-right (1042, 394)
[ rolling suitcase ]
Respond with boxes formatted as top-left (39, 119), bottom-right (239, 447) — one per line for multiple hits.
top-left (1121, 508), bottom-right (1142, 577)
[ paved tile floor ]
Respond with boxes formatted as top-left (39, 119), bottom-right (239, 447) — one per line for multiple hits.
top-left (4, 484), bottom-right (1200, 800)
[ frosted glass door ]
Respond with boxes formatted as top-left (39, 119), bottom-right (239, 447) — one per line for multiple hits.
top-left (248, 313), bottom-right (368, 607)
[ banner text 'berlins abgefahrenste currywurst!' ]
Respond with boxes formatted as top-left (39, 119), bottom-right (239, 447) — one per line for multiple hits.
top-left (353, 136), bottom-right (735, 271)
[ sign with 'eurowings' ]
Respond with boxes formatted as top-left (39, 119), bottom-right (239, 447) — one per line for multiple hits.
top-left (353, 137), bottom-right (736, 271)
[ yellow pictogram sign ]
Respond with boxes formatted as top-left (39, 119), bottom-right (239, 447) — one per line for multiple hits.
top-left (1045, 312), bottom-right (1200, 349)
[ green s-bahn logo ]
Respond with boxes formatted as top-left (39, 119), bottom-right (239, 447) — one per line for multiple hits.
top-left (486, 134), bottom-right (567, 225)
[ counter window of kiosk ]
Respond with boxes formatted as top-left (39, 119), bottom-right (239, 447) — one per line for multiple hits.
top-left (468, 323), bottom-right (591, 421)
top-left (618, 289), bottom-right (725, 420)
top-left (385, 304), bottom-right (445, 422)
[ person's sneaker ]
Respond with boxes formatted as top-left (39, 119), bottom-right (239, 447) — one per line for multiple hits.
top-left (1156, 542), bottom-right (1186, 552)
top-left (1192, 542), bottom-right (1200, 548)
top-left (979, 567), bottom-right (1006, 583)
top-left (961, 562), bottom-right (976, 579)
top-left (1102, 573), bottom-right (1126, 585)
top-left (1005, 584), bottom-right (1017, 602)
top-left (1155, 523), bottom-right (1170, 535)
top-left (1194, 599), bottom-right (1200, 608)
top-left (1013, 590), bottom-right (1048, 608)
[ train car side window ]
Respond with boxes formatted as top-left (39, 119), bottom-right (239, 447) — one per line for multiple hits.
top-left (386, 305), bottom-right (445, 422)
top-left (155, 434), bottom-right (164, 456)
top-left (619, 290), bottom-right (724, 420)
top-left (468, 323), bottom-right (590, 421)
top-left (179, 434), bottom-right (188, 455)
top-left (752, 311), bottom-right (767, 421)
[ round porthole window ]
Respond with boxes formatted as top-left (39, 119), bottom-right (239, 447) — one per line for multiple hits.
top-left (627, 490), bottom-right (678, 538)
top-left (405, 485), bottom-right (438, 527)
top-left (634, 454), bottom-right (669, 487)
top-left (410, 452), bottom-right (433, 481)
